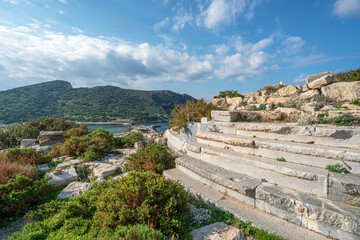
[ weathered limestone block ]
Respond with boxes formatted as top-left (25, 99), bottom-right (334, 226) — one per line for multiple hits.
top-left (321, 82), bottom-right (360, 102)
top-left (266, 97), bottom-right (289, 104)
top-left (93, 163), bottom-right (119, 178)
top-left (299, 90), bottom-right (320, 101)
top-left (328, 110), bottom-right (360, 120)
top-left (49, 167), bottom-right (78, 186)
top-left (247, 96), bottom-right (257, 104)
top-left (262, 82), bottom-right (287, 91)
top-left (38, 131), bottom-right (64, 146)
top-left (20, 139), bottom-right (37, 148)
top-left (307, 75), bottom-right (334, 89)
top-left (134, 141), bottom-right (144, 149)
top-left (211, 111), bottom-right (239, 122)
top-left (278, 85), bottom-right (301, 97)
top-left (57, 182), bottom-right (92, 199)
top-left (306, 71), bottom-right (334, 84)
top-left (274, 108), bottom-right (304, 122)
top-left (154, 137), bottom-right (167, 145)
top-left (37, 164), bottom-right (50, 172)
top-left (141, 137), bottom-right (154, 145)
top-left (328, 173), bottom-right (360, 204)
top-left (185, 143), bottom-right (202, 153)
top-left (342, 103), bottom-right (360, 110)
top-left (211, 98), bottom-right (226, 106)
top-left (190, 222), bottom-right (245, 240)
top-left (226, 97), bottom-right (243, 106)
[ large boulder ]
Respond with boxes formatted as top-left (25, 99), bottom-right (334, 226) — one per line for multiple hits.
top-left (190, 222), bottom-right (245, 240)
top-left (57, 182), bottom-right (92, 199)
top-left (266, 97), bottom-right (289, 104)
top-left (37, 131), bottom-right (64, 146)
top-left (20, 139), bottom-right (37, 148)
top-left (278, 85), bottom-right (301, 97)
top-left (321, 82), bottom-right (360, 102)
top-left (299, 89), bottom-right (320, 101)
top-left (306, 71), bottom-right (334, 84)
top-left (307, 75), bottom-right (334, 89)
top-left (49, 167), bottom-right (78, 187)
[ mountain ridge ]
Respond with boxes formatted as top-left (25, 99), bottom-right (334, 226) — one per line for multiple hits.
top-left (0, 80), bottom-right (195, 123)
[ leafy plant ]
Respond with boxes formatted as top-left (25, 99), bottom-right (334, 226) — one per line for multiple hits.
top-left (277, 103), bottom-right (284, 108)
top-left (332, 113), bottom-right (355, 126)
top-left (116, 132), bottom-right (144, 148)
top-left (326, 164), bottom-right (347, 173)
top-left (5, 147), bottom-right (51, 165)
top-left (213, 90), bottom-right (244, 99)
top-left (351, 100), bottom-right (360, 106)
top-left (63, 126), bottom-right (89, 139)
top-left (169, 99), bottom-right (219, 132)
top-left (276, 157), bottom-right (286, 162)
top-left (125, 143), bottom-right (175, 174)
top-left (0, 175), bottom-right (58, 222)
top-left (10, 171), bottom-right (190, 238)
top-left (335, 67), bottom-right (360, 82)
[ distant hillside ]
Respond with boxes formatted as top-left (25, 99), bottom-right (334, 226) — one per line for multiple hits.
top-left (0, 80), bottom-right (195, 123)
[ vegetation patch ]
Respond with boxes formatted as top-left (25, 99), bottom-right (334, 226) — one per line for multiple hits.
top-left (351, 100), bottom-right (360, 106)
top-left (9, 171), bottom-right (190, 239)
top-left (332, 113), bottom-right (357, 126)
top-left (169, 99), bottom-right (219, 132)
top-left (335, 67), bottom-right (360, 82)
top-left (326, 164), bottom-right (347, 173)
top-left (115, 132), bottom-right (144, 148)
top-left (5, 147), bottom-right (51, 165)
top-left (0, 117), bottom-right (75, 150)
top-left (276, 157), bottom-right (286, 162)
top-left (213, 90), bottom-right (244, 99)
top-left (125, 143), bottom-right (175, 174)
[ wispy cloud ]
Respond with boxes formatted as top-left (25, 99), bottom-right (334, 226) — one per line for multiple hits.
top-left (154, 17), bottom-right (169, 31)
top-left (293, 73), bottom-right (306, 83)
top-left (172, 8), bottom-right (193, 32)
top-left (58, 10), bottom-right (64, 14)
top-left (59, 0), bottom-right (67, 4)
top-left (333, 0), bottom-right (360, 18)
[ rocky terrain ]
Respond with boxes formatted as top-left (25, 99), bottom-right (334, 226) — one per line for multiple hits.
top-left (211, 71), bottom-right (360, 124)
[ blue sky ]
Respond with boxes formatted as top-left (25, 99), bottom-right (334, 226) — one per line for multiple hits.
top-left (0, 0), bottom-right (359, 100)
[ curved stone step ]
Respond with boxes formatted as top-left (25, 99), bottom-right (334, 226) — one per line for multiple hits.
top-left (163, 168), bottom-right (331, 240)
top-left (256, 182), bottom-right (360, 240)
top-left (175, 155), bottom-right (261, 205)
top-left (206, 119), bottom-right (360, 150)
top-left (196, 131), bottom-right (360, 173)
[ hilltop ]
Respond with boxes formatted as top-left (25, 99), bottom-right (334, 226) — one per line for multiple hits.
top-left (0, 80), bottom-right (195, 123)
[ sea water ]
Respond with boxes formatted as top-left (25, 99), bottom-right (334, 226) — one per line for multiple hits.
top-left (87, 122), bottom-right (169, 134)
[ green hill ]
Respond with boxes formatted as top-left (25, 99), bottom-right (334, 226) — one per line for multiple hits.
top-left (0, 80), bottom-right (195, 123)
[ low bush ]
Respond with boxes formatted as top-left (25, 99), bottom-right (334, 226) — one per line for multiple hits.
top-left (335, 67), bottom-right (360, 82)
top-left (213, 90), bottom-right (244, 99)
top-left (351, 100), bottom-right (360, 106)
top-left (0, 118), bottom-right (75, 150)
top-left (332, 113), bottom-right (356, 126)
top-left (63, 126), bottom-right (89, 139)
top-left (125, 143), bottom-right (175, 174)
top-left (169, 99), bottom-right (219, 132)
top-left (0, 175), bottom-right (58, 222)
top-left (10, 171), bottom-right (190, 239)
top-left (5, 147), bottom-right (51, 165)
top-left (326, 164), bottom-right (347, 173)
top-left (116, 132), bottom-right (144, 148)
top-left (51, 128), bottom-right (115, 161)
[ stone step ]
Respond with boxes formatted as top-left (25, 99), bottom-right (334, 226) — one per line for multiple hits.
top-left (163, 168), bottom-right (330, 240)
top-left (256, 182), bottom-right (360, 240)
top-left (196, 131), bottom-right (360, 173)
top-left (197, 146), bottom-right (328, 198)
top-left (175, 155), bottom-right (261, 206)
top-left (208, 115), bottom-right (360, 150)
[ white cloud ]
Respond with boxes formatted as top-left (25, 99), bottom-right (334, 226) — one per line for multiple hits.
top-left (59, 0), bottom-right (67, 4)
top-left (71, 27), bottom-right (83, 34)
top-left (293, 73), bottom-right (306, 83)
top-left (154, 17), bottom-right (169, 31)
top-left (281, 36), bottom-right (305, 55)
top-left (1, 0), bottom-right (29, 4)
top-left (172, 9), bottom-right (193, 32)
top-left (333, 0), bottom-right (360, 18)
top-left (58, 10), bottom-right (64, 14)
top-left (215, 37), bottom-right (275, 80)
top-left (0, 24), bottom-right (213, 89)
top-left (245, 0), bottom-right (262, 20)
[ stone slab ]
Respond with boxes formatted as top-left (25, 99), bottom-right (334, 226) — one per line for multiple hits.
top-left (211, 111), bottom-right (239, 122)
top-left (49, 167), bottom-right (78, 187)
top-left (57, 181), bottom-right (92, 199)
top-left (163, 168), bottom-right (330, 240)
top-left (306, 71), bottom-right (334, 84)
top-left (20, 139), bottom-right (37, 148)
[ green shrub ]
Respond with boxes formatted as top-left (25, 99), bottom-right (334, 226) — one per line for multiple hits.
top-left (332, 113), bottom-right (356, 126)
top-left (335, 68), bottom-right (360, 82)
top-left (0, 175), bottom-right (58, 221)
top-left (84, 150), bottom-right (102, 162)
top-left (5, 147), bottom-right (51, 165)
top-left (214, 90), bottom-right (244, 99)
top-left (10, 172), bottom-right (190, 239)
top-left (117, 132), bottom-right (144, 148)
top-left (277, 103), bottom-right (284, 108)
top-left (326, 164), bottom-right (347, 173)
top-left (63, 126), bottom-right (89, 139)
top-left (125, 143), bottom-right (175, 174)
top-left (351, 100), bottom-right (360, 106)
top-left (53, 128), bottom-right (115, 160)
top-left (169, 99), bottom-right (219, 132)
top-left (276, 157), bottom-right (286, 162)
top-left (0, 118), bottom-right (75, 150)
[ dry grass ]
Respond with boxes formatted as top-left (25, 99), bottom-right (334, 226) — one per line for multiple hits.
top-left (0, 155), bottom-right (38, 185)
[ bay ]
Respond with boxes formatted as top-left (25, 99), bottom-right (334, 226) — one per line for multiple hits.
top-left (87, 122), bottom-right (169, 134)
